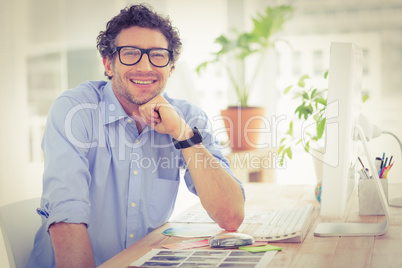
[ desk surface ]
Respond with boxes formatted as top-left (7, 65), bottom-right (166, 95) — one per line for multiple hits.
top-left (99, 183), bottom-right (402, 268)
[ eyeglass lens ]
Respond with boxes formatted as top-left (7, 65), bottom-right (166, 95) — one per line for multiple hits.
top-left (118, 47), bottom-right (170, 67)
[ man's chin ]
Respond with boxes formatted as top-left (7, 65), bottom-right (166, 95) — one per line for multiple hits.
top-left (129, 92), bottom-right (162, 106)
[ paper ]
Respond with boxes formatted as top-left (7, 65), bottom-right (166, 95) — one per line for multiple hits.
top-left (239, 243), bottom-right (283, 253)
top-left (130, 249), bottom-right (277, 268)
top-left (162, 224), bottom-right (224, 238)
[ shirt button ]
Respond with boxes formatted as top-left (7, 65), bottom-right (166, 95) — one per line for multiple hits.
top-left (135, 139), bottom-right (140, 144)
top-left (127, 118), bottom-right (133, 123)
top-left (133, 170), bottom-right (138, 175)
top-left (129, 234), bottom-right (134, 239)
top-left (131, 202), bottom-right (136, 207)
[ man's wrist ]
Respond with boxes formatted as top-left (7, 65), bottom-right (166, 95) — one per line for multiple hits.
top-left (172, 127), bottom-right (203, 149)
top-left (172, 125), bottom-right (194, 141)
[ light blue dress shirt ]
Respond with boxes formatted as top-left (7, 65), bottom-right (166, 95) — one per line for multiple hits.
top-left (27, 80), bottom-right (244, 267)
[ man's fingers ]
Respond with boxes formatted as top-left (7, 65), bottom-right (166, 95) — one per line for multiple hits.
top-left (150, 110), bottom-right (161, 124)
top-left (139, 104), bottom-right (162, 126)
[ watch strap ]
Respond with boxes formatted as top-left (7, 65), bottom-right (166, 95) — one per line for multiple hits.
top-left (172, 127), bottom-right (203, 149)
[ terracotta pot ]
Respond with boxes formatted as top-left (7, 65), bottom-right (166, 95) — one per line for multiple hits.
top-left (220, 107), bottom-right (266, 151)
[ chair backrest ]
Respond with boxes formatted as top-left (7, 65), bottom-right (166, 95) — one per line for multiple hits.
top-left (0, 198), bottom-right (41, 268)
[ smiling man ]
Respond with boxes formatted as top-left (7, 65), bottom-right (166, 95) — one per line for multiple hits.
top-left (28, 4), bottom-right (245, 268)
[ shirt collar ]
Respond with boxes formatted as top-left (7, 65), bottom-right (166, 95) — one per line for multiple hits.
top-left (101, 81), bottom-right (128, 125)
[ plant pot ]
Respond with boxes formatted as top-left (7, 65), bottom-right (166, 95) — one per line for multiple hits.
top-left (220, 107), bottom-right (266, 151)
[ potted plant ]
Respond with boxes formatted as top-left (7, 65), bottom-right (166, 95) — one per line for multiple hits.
top-left (196, 5), bottom-right (293, 151)
top-left (277, 72), bottom-right (328, 168)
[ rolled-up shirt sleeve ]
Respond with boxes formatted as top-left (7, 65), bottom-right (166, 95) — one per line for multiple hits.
top-left (178, 108), bottom-right (245, 200)
top-left (40, 95), bottom-right (94, 231)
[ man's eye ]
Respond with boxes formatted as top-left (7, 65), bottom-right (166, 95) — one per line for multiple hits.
top-left (151, 51), bottom-right (167, 58)
top-left (123, 50), bottom-right (140, 56)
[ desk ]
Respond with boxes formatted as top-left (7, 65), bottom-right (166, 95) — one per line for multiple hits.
top-left (99, 183), bottom-right (402, 268)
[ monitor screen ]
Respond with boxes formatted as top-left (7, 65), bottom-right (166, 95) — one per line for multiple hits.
top-left (319, 42), bottom-right (363, 218)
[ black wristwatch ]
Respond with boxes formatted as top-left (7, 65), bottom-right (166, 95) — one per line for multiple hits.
top-left (172, 127), bottom-right (203, 149)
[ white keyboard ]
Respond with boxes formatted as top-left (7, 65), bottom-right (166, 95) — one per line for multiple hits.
top-left (170, 210), bottom-right (275, 224)
top-left (253, 204), bottom-right (315, 242)
top-left (170, 204), bottom-right (316, 243)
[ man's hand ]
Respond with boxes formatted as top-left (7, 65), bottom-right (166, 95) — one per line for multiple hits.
top-left (138, 95), bottom-right (193, 141)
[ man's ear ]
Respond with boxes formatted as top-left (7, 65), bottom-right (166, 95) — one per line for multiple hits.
top-left (103, 57), bottom-right (114, 78)
top-left (169, 65), bottom-right (175, 77)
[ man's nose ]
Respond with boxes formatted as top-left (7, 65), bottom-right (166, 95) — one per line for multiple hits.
top-left (135, 54), bottom-right (153, 72)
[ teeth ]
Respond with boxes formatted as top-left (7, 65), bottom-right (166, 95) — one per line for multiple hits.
top-left (131, 79), bottom-right (154, 85)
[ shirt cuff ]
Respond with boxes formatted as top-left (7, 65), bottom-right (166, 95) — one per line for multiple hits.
top-left (45, 200), bottom-right (91, 232)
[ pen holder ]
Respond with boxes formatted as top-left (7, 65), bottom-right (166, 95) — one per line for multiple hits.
top-left (358, 176), bottom-right (388, 216)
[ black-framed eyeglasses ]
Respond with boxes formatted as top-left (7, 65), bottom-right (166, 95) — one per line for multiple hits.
top-left (113, 46), bottom-right (173, 68)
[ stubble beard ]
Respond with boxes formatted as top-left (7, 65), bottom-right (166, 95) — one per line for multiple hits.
top-left (113, 74), bottom-right (166, 106)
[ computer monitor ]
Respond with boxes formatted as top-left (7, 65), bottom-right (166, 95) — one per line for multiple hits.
top-left (319, 42), bottom-right (362, 219)
top-left (314, 42), bottom-right (389, 237)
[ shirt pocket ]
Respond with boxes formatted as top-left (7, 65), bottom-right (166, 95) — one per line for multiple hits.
top-left (149, 177), bottom-right (180, 228)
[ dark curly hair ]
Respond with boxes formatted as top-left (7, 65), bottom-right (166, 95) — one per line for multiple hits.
top-left (97, 4), bottom-right (182, 79)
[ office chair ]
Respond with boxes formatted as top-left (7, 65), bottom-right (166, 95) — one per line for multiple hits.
top-left (0, 197), bottom-right (41, 268)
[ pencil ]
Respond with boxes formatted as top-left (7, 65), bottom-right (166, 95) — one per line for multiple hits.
top-left (358, 157), bottom-right (365, 168)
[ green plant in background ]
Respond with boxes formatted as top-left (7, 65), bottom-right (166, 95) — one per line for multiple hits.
top-left (196, 5), bottom-right (293, 107)
top-left (278, 71), bottom-right (370, 166)
top-left (278, 72), bottom-right (328, 166)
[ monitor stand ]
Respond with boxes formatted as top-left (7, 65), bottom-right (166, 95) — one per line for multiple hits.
top-left (389, 197), bottom-right (402, 207)
top-left (314, 124), bottom-right (390, 237)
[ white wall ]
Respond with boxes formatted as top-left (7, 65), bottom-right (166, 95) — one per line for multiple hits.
top-left (0, 0), bottom-right (31, 206)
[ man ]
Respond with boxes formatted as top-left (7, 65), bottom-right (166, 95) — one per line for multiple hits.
top-left (28, 4), bottom-right (245, 267)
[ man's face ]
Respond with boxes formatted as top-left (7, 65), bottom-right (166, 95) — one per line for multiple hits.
top-left (103, 26), bottom-right (173, 108)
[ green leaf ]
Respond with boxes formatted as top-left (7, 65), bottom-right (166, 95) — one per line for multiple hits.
top-left (277, 145), bottom-right (285, 154)
top-left (288, 121), bottom-right (294, 136)
top-left (215, 35), bottom-right (231, 48)
top-left (294, 105), bottom-right (302, 115)
top-left (306, 104), bottom-right (314, 114)
top-left (295, 105), bottom-right (304, 119)
top-left (286, 148), bottom-right (293, 159)
top-left (195, 61), bottom-right (212, 74)
top-left (315, 98), bottom-right (327, 106)
top-left (297, 74), bottom-right (310, 87)
top-left (316, 118), bottom-right (326, 139)
top-left (324, 70), bottom-right (329, 79)
top-left (284, 85), bottom-right (292, 94)
top-left (251, 5), bottom-right (293, 46)
top-left (291, 93), bottom-right (303, 100)
top-left (310, 88), bottom-right (317, 99)
top-left (362, 93), bottom-right (369, 103)
top-left (304, 141), bottom-right (310, 152)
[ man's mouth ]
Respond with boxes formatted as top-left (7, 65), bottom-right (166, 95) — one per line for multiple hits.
top-left (131, 79), bottom-right (155, 85)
